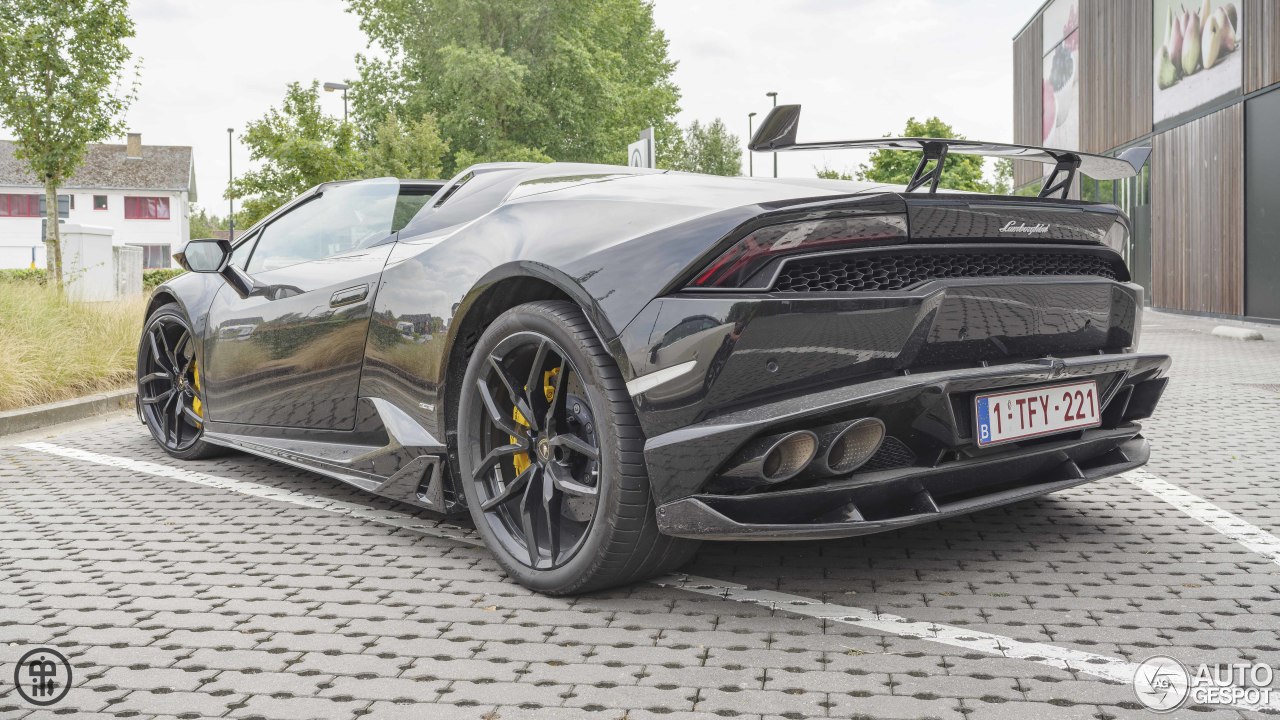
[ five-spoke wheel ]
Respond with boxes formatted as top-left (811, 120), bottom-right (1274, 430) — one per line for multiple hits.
top-left (137, 303), bottom-right (221, 459)
top-left (458, 301), bottom-right (698, 594)
top-left (471, 331), bottom-right (602, 570)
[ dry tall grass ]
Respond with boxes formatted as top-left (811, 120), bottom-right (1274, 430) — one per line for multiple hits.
top-left (0, 282), bottom-right (144, 411)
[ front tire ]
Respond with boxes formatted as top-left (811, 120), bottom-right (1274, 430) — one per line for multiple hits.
top-left (137, 303), bottom-right (223, 460)
top-left (457, 301), bottom-right (698, 595)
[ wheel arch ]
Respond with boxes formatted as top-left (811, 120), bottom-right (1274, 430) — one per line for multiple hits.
top-left (440, 263), bottom-right (618, 489)
top-left (145, 289), bottom-right (180, 320)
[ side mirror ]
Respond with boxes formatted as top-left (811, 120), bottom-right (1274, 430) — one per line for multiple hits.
top-left (173, 238), bottom-right (256, 298)
top-left (174, 238), bottom-right (231, 272)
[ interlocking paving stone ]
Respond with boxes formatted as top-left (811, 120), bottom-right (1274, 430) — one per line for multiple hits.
top-left (108, 688), bottom-right (247, 716)
top-left (225, 695), bottom-right (368, 719)
top-left (94, 666), bottom-right (217, 692)
top-left (1, 309), bottom-right (1278, 719)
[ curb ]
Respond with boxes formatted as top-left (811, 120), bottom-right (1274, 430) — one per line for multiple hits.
top-left (0, 388), bottom-right (135, 437)
top-left (1212, 326), bottom-right (1265, 341)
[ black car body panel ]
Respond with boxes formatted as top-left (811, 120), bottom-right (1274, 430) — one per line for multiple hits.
top-left (622, 275), bottom-right (1144, 440)
top-left (148, 162), bottom-right (1170, 536)
top-left (202, 242), bottom-right (395, 430)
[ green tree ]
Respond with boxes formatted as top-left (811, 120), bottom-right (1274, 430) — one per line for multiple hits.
top-left (0, 0), bottom-right (138, 289)
top-left (229, 83), bottom-right (458, 227)
top-left (663, 119), bottom-right (741, 176)
top-left (816, 165), bottom-right (854, 180)
top-left (228, 81), bottom-right (364, 226)
top-left (188, 205), bottom-right (227, 240)
top-left (346, 0), bottom-right (681, 173)
top-left (363, 110), bottom-right (450, 179)
top-left (990, 157), bottom-right (1014, 195)
top-left (856, 117), bottom-right (996, 193)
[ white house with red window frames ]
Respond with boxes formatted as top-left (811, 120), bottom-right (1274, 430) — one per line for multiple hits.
top-left (0, 133), bottom-right (194, 269)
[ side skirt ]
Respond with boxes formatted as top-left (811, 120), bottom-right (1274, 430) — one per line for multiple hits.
top-left (201, 396), bottom-right (464, 515)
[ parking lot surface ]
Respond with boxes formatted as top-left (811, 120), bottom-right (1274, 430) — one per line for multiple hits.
top-left (2, 310), bottom-right (1279, 720)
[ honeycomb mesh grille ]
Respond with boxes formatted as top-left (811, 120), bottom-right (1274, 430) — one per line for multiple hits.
top-left (772, 251), bottom-right (1119, 292)
top-left (860, 437), bottom-right (916, 472)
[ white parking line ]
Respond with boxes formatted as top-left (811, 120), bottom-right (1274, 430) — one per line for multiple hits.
top-left (655, 574), bottom-right (1141, 681)
top-left (17, 441), bottom-right (481, 546)
top-left (17, 442), bottom-right (1280, 713)
top-left (1125, 468), bottom-right (1280, 567)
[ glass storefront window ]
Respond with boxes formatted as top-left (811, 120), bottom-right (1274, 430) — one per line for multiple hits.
top-left (1112, 153), bottom-right (1152, 294)
top-left (1009, 153), bottom-right (1150, 298)
top-left (1081, 177), bottom-right (1115, 204)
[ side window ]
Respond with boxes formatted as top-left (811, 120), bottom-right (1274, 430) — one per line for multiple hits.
top-left (392, 187), bottom-right (438, 232)
top-left (245, 178), bottom-right (399, 274)
top-left (229, 230), bottom-right (259, 268)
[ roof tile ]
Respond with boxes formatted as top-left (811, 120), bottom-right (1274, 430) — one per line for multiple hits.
top-left (0, 140), bottom-right (194, 197)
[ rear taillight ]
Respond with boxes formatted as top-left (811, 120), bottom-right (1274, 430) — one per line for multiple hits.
top-left (689, 214), bottom-right (907, 288)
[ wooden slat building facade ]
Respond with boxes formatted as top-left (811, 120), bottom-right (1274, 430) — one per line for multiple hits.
top-left (1012, 15), bottom-right (1043, 188)
top-left (1014, 0), bottom-right (1278, 319)
top-left (1151, 104), bottom-right (1245, 314)
top-left (1078, 0), bottom-right (1153, 154)
top-left (1245, 0), bottom-right (1280, 92)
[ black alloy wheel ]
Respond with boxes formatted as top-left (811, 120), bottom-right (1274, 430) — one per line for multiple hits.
top-left (457, 301), bottom-right (699, 595)
top-left (470, 331), bottom-right (601, 570)
top-left (137, 304), bottom-right (222, 460)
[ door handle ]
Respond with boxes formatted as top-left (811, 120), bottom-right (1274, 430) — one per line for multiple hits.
top-left (330, 284), bottom-right (369, 307)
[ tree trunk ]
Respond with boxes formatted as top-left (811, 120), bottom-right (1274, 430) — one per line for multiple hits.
top-left (43, 181), bottom-right (63, 291)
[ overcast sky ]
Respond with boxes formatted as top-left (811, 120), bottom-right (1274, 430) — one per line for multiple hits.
top-left (120, 0), bottom-right (1041, 215)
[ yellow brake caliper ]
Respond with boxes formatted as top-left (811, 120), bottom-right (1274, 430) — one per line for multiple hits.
top-left (511, 368), bottom-right (559, 475)
top-left (191, 360), bottom-right (204, 424)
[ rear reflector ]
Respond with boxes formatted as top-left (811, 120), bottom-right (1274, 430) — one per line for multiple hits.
top-left (690, 214), bottom-right (907, 288)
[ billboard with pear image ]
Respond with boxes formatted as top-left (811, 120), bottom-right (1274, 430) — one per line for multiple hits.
top-left (1042, 0), bottom-right (1079, 150)
top-left (1154, 0), bottom-right (1242, 126)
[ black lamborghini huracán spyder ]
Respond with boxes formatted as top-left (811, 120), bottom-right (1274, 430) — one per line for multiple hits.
top-left (138, 105), bottom-right (1170, 594)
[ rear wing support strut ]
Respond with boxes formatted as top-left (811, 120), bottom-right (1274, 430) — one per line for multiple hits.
top-left (905, 141), bottom-right (949, 193)
top-left (1038, 156), bottom-right (1080, 200)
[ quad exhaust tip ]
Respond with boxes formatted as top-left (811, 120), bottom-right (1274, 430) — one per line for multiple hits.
top-left (722, 430), bottom-right (819, 484)
top-left (720, 419), bottom-right (885, 487)
top-left (761, 430), bottom-right (819, 482)
top-left (817, 418), bottom-right (886, 475)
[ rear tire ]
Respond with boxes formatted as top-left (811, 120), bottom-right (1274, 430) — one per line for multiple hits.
top-left (137, 303), bottom-right (225, 461)
top-left (457, 300), bottom-right (699, 595)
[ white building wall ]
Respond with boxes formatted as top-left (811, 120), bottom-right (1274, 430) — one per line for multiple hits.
top-left (0, 197), bottom-right (43, 268)
top-left (0, 186), bottom-right (188, 269)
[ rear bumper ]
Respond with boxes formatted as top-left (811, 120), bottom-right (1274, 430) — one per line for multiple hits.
top-left (640, 350), bottom-right (1169, 538)
top-left (656, 431), bottom-right (1147, 540)
top-left (618, 276), bottom-right (1168, 539)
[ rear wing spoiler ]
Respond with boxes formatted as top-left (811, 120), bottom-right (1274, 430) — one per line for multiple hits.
top-left (748, 104), bottom-right (1151, 199)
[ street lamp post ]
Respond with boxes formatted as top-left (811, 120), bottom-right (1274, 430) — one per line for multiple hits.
top-left (227, 128), bottom-right (234, 241)
top-left (748, 112), bottom-right (757, 177)
top-left (765, 91), bottom-right (778, 178)
top-left (323, 81), bottom-right (350, 123)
